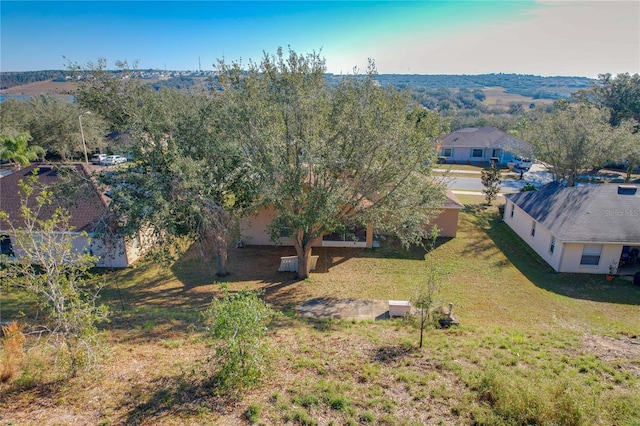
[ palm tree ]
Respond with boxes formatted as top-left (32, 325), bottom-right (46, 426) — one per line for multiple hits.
top-left (0, 132), bottom-right (46, 169)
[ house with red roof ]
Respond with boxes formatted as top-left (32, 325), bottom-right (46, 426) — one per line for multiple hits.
top-left (0, 163), bottom-right (150, 267)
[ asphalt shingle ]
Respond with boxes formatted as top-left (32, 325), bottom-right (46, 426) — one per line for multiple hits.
top-left (505, 182), bottom-right (640, 243)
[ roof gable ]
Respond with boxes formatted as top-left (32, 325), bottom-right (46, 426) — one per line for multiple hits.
top-left (0, 164), bottom-right (108, 233)
top-left (506, 183), bottom-right (640, 243)
top-left (444, 189), bottom-right (464, 209)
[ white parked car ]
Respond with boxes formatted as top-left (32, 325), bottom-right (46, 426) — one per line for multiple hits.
top-left (91, 153), bottom-right (107, 165)
top-left (101, 155), bottom-right (127, 166)
top-left (512, 156), bottom-right (533, 171)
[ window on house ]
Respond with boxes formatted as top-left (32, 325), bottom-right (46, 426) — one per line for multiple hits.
top-left (443, 148), bottom-right (453, 157)
top-left (279, 225), bottom-right (292, 238)
top-left (131, 235), bottom-right (140, 250)
top-left (471, 149), bottom-right (484, 158)
top-left (323, 226), bottom-right (367, 242)
top-left (0, 235), bottom-right (14, 257)
top-left (549, 236), bottom-right (555, 254)
top-left (510, 203), bottom-right (514, 218)
top-left (531, 221), bottom-right (536, 237)
top-left (580, 244), bottom-right (602, 266)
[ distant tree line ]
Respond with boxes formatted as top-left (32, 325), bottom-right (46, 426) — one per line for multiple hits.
top-left (3, 70), bottom-right (592, 99)
top-left (0, 71), bottom-right (70, 90)
top-left (372, 73), bottom-right (592, 99)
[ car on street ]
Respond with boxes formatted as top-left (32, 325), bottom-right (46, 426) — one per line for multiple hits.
top-left (91, 154), bottom-right (107, 165)
top-left (101, 155), bottom-right (127, 166)
top-left (512, 156), bottom-right (533, 171)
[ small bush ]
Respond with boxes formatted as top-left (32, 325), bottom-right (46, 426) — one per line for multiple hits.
top-left (204, 287), bottom-right (274, 397)
top-left (159, 339), bottom-right (184, 349)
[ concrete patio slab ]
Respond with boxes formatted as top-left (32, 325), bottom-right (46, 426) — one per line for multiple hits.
top-left (295, 297), bottom-right (391, 321)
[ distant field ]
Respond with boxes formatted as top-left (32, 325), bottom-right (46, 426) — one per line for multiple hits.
top-left (482, 87), bottom-right (555, 109)
top-left (0, 79), bottom-right (77, 96)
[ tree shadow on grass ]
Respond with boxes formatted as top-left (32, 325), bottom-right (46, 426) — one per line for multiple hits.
top-left (77, 236), bottom-right (457, 340)
top-left (372, 344), bottom-right (417, 364)
top-left (121, 374), bottom-right (239, 425)
top-left (483, 216), bottom-right (640, 305)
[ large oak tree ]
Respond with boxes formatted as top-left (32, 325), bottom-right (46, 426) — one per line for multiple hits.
top-left (75, 62), bottom-right (252, 276)
top-left (590, 73), bottom-right (640, 181)
top-left (219, 48), bottom-right (447, 278)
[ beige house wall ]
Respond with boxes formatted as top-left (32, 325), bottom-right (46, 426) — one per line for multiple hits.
top-left (242, 206), bottom-right (459, 248)
top-left (240, 206), bottom-right (293, 246)
top-left (432, 209), bottom-right (460, 238)
top-left (503, 199), bottom-right (561, 271)
top-left (503, 198), bottom-right (625, 274)
top-left (240, 207), bottom-right (375, 248)
top-left (558, 243), bottom-right (623, 274)
top-left (90, 235), bottom-right (130, 268)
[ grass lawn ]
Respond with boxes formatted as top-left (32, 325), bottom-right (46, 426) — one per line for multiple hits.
top-left (1, 198), bottom-right (639, 425)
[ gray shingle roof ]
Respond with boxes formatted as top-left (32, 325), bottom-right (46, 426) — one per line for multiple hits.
top-left (440, 127), bottom-right (533, 154)
top-left (505, 183), bottom-right (640, 243)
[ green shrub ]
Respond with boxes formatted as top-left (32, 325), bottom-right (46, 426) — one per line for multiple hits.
top-left (204, 286), bottom-right (274, 396)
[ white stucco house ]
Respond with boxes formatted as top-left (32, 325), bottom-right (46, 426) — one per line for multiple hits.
top-left (503, 182), bottom-right (640, 274)
top-left (0, 163), bottom-right (151, 268)
top-left (439, 127), bottom-right (533, 165)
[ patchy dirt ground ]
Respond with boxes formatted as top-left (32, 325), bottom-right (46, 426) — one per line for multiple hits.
top-left (582, 333), bottom-right (640, 362)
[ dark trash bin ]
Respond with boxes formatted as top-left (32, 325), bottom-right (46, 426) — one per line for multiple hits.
top-left (634, 271), bottom-right (640, 286)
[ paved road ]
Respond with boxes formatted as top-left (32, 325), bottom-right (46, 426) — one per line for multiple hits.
top-left (444, 166), bottom-right (554, 193)
top-left (446, 177), bottom-right (527, 193)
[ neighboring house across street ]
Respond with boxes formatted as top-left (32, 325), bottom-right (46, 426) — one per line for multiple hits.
top-left (439, 126), bottom-right (533, 165)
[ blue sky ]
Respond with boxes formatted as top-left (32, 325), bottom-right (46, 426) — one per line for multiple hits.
top-left (1, 1), bottom-right (638, 77)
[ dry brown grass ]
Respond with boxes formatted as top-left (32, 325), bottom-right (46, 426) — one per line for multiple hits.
top-left (482, 87), bottom-right (554, 110)
top-left (1, 321), bottom-right (26, 384)
top-left (0, 79), bottom-right (77, 96)
top-left (1, 204), bottom-right (639, 425)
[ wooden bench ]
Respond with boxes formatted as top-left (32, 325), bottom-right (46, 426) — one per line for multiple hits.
top-left (388, 300), bottom-right (411, 317)
top-left (279, 255), bottom-right (319, 272)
